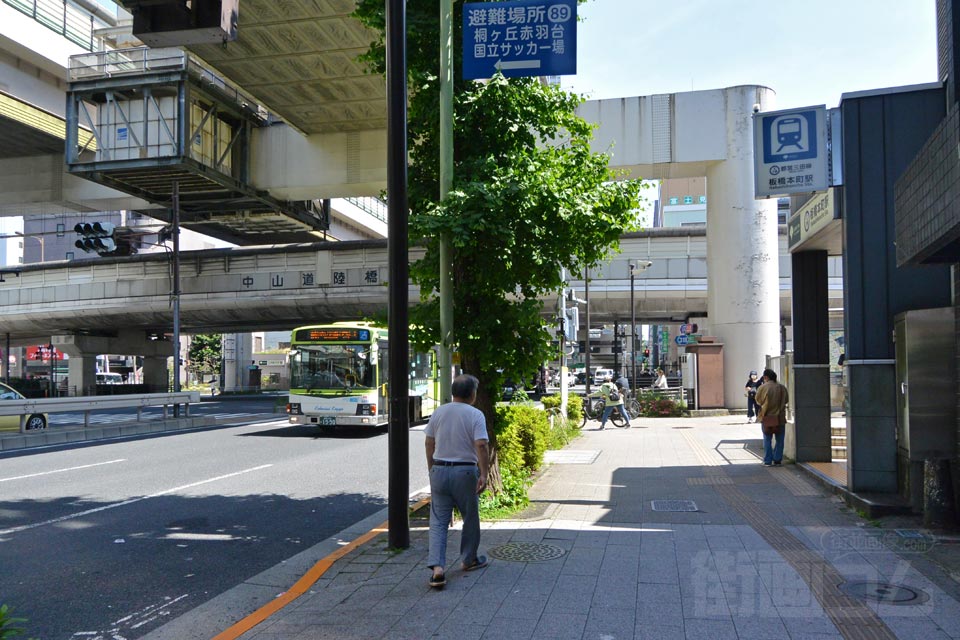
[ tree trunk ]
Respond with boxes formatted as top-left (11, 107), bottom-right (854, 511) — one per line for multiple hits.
top-left (463, 354), bottom-right (504, 494)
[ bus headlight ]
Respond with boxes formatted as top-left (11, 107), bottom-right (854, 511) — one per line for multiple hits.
top-left (356, 404), bottom-right (376, 416)
top-left (287, 403), bottom-right (302, 415)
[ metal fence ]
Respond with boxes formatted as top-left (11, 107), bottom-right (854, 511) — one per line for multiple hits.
top-left (343, 197), bottom-right (388, 224)
top-left (4, 0), bottom-right (105, 51)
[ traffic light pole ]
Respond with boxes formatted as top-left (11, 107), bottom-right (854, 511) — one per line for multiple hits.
top-left (172, 181), bottom-right (182, 410)
top-left (630, 261), bottom-right (636, 390)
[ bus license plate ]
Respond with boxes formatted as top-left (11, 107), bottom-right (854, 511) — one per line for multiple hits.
top-left (320, 417), bottom-right (336, 426)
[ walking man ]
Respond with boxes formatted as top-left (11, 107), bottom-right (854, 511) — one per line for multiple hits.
top-left (755, 368), bottom-right (789, 466)
top-left (425, 374), bottom-right (490, 587)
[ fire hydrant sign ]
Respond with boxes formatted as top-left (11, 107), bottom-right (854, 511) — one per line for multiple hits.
top-left (462, 0), bottom-right (576, 80)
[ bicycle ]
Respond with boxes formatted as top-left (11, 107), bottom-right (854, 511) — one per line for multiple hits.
top-left (580, 395), bottom-right (628, 428)
top-left (622, 390), bottom-right (641, 419)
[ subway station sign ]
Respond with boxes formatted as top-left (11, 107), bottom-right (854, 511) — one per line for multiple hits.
top-left (788, 188), bottom-right (839, 250)
top-left (754, 105), bottom-right (829, 198)
top-left (462, 0), bottom-right (576, 80)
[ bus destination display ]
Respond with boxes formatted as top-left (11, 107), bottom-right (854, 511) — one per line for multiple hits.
top-left (295, 328), bottom-right (371, 342)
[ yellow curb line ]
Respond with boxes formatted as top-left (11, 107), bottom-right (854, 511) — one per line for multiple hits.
top-left (211, 496), bottom-right (432, 640)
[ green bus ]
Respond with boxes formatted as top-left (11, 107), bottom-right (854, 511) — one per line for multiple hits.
top-left (286, 321), bottom-right (440, 429)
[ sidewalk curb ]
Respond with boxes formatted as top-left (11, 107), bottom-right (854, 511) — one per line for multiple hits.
top-left (798, 461), bottom-right (913, 518)
top-left (142, 498), bottom-right (431, 640)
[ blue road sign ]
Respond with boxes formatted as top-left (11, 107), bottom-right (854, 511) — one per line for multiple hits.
top-left (675, 335), bottom-right (688, 346)
top-left (462, 0), bottom-right (576, 80)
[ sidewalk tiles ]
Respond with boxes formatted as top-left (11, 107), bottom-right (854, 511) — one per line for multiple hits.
top-left (215, 415), bottom-right (960, 640)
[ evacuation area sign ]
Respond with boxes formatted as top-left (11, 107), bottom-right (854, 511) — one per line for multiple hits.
top-left (753, 105), bottom-right (829, 198)
top-left (462, 0), bottom-right (576, 80)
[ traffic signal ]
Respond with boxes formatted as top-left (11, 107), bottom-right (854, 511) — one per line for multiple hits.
top-left (643, 348), bottom-right (650, 358)
top-left (74, 223), bottom-right (138, 256)
top-left (75, 222), bottom-right (116, 255)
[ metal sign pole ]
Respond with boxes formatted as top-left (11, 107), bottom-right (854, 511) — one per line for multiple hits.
top-left (172, 181), bottom-right (182, 412)
top-left (439, 0), bottom-right (454, 404)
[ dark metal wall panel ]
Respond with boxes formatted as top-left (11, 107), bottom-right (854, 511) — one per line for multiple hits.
top-left (792, 251), bottom-right (829, 364)
top-left (842, 89), bottom-right (953, 361)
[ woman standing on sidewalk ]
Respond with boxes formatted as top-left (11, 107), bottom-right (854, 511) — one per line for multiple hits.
top-left (744, 370), bottom-right (761, 423)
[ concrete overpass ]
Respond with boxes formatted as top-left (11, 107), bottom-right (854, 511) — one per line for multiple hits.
top-left (0, 228), bottom-right (841, 343)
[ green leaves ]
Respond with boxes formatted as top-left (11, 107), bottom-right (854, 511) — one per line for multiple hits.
top-left (353, 0), bottom-right (642, 398)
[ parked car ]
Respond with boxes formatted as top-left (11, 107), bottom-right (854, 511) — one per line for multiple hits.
top-left (0, 381), bottom-right (47, 431)
top-left (593, 368), bottom-right (615, 385)
top-left (96, 372), bottom-right (124, 385)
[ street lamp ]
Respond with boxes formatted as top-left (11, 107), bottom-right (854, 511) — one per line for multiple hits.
top-left (629, 260), bottom-right (653, 389)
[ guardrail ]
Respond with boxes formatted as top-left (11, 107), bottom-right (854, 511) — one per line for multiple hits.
top-left (0, 392), bottom-right (200, 433)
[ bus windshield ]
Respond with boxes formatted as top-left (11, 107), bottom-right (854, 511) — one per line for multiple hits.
top-left (291, 344), bottom-right (375, 391)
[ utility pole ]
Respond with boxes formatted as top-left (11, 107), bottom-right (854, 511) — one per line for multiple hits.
top-left (630, 261), bottom-right (636, 389)
top-left (172, 180), bottom-right (182, 415)
top-left (584, 267), bottom-right (591, 395)
top-left (386, 0), bottom-right (410, 550)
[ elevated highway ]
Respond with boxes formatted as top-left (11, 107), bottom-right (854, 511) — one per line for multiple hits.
top-left (0, 228), bottom-right (840, 344)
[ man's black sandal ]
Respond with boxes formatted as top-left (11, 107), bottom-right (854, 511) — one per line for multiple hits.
top-left (462, 556), bottom-right (489, 571)
top-left (429, 573), bottom-right (446, 588)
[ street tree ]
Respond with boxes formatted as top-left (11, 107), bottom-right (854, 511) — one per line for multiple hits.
top-left (187, 334), bottom-right (222, 382)
top-left (355, 0), bottom-right (646, 491)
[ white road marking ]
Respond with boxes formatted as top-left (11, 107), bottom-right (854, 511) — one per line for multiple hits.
top-left (0, 459), bottom-right (126, 483)
top-left (0, 465), bottom-right (273, 537)
top-left (71, 593), bottom-right (189, 639)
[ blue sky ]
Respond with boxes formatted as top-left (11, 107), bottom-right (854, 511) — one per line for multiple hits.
top-left (566, 1), bottom-right (938, 110)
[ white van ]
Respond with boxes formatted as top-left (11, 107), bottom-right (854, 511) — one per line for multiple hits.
top-left (593, 368), bottom-right (614, 385)
top-left (96, 372), bottom-right (124, 385)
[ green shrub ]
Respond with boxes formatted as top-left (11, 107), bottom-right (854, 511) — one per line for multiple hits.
top-left (479, 462), bottom-right (531, 517)
top-left (0, 605), bottom-right (32, 640)
top-left (496, 404), bottom-right (549, 472)
top-left (541, 393), bottom-right (584, 424)
top-left (541, 394), bottom-right (561, 410)
top-left (565, 393), bottom-right (584, 423)
top-left (636, 393), bottom-right (684, 417)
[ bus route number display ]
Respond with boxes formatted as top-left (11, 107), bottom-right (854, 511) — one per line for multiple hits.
top-left (296, 328), bottom-right (370, 342)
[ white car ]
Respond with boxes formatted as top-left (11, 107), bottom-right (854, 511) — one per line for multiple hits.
top-left (593, 368), bottom-right (614, 385)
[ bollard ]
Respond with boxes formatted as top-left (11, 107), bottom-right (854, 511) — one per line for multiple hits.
top-left (923, 458), bottom-right (957, 529)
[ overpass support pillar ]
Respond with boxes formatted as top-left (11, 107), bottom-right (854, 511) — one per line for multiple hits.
top-left (705, 85), bottom-right (780, 408)
top-left (66, 355), bottom-right (98, 396)
top-left (53, 333), bottom-right (173, 394)
top-left (142, 357), bottom-right (170, 393)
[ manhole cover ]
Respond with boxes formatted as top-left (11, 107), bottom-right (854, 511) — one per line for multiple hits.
top-left (839, 581), bottom-right (929, 605)
top-left (651, 500), bottom-right (698, 512)
top-left (488, 542), bottom-right (566, 563)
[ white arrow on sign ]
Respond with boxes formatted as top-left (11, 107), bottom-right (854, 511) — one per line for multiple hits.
top-left (495, 59), bottom-right (541, 71)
